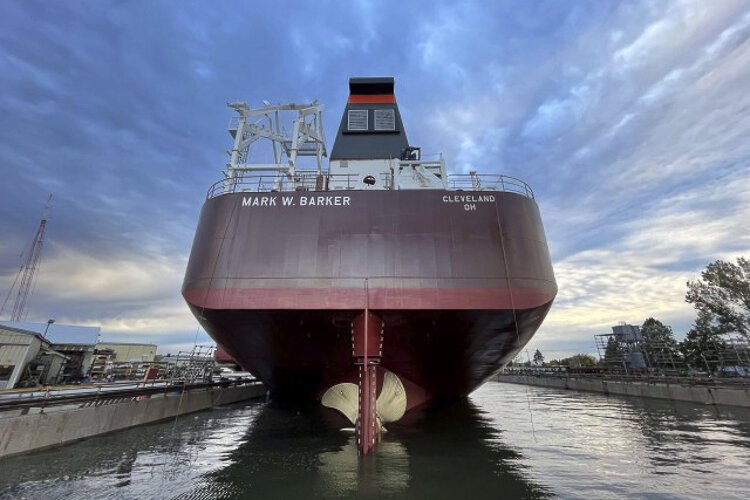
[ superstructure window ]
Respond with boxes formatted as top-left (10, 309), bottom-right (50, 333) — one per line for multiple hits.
top-left (348, 110), bottom-right (368, 131)
top-left (374, 109), bottom-right (395, 131)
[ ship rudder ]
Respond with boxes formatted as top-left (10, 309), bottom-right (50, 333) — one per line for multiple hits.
top-left (352, 311), bottom-right (383, 455)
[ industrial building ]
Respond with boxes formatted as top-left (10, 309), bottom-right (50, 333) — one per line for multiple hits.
top-left (0, 322), bottom-right (160, 388)
top-left (0, 325), bottom-right (68, 389)
top-left (96, 342), bottom-right (157, 363)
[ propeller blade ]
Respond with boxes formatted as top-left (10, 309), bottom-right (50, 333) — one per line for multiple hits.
top-left (321, 382), bottom-right (359, 425)
top-left (376, 369), bottom-right (407, 423)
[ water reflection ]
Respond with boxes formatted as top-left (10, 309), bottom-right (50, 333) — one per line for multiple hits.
top-left (0, 383), bottom-right (749, 499)
top-left (481, 383), bottom-right (750, 499)
top-left (317, 441), bottom-right (410, 496)
top-left (0, 403), bottom-right (263, 499)
top-left (196, 401), bottom-right (548, 499)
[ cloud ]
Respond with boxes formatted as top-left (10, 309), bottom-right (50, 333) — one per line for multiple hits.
top-left (521, 83), bottom-right (593, 141)
top-left (533, 166), bottom-right (750, 359)
top-left (35, 244), bottom-right (185, 302)
top-left (1, 0), bottom-right (748, 361)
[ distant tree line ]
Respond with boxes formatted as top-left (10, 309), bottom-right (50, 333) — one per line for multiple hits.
top-left (518, 257), bottom-right (749, 374)
top-left (520, 350), bottom-right (598, 368)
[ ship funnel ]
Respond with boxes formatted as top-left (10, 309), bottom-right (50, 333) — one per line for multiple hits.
top-left (348, 77), bottom-right (395, 96)
top-left (329, 76), bottom-right (410, 161)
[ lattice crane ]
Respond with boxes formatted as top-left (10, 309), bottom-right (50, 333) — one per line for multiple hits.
top-left (2, 195), bottom-right (51, 321)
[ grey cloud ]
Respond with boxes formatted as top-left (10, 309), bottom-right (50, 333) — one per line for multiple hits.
top-left (1, 0), bottom-right (748, 354)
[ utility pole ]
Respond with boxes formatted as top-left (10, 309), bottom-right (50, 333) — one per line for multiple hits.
top-left (42, 318), bottom-right (55, 340)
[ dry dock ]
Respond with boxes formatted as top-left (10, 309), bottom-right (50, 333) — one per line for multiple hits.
top-left (0, 380), bottom-right (266, 459)
top-left (498, 373), bottom-right (750, 408)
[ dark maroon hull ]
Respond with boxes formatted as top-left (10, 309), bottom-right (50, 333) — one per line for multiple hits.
top-left (183, 189), bottom-right (556, 405)
top-left (189, 305), bottom-right (552, 405)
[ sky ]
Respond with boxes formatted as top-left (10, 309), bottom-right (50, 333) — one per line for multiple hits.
top-left (0, 0), bottom-right (749, 358)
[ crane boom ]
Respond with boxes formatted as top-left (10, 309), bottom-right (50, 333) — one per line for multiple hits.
top-left (5, 195), bottom-right (51, 322)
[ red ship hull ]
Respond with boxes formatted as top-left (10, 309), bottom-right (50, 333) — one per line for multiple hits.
top-left (183, 189), bottom-right (556, 407)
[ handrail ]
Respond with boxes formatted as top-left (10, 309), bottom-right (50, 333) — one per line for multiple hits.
top-left (206, 172), bottom-right (534, 199)
top-left (206, 173), bottom-right (376, 199)
top-left (498, 369), bottom-right (750, 386)
top-left (446, 174), bottom-right (534, 198)
top-left (0, 379), bottom-right (262, 412)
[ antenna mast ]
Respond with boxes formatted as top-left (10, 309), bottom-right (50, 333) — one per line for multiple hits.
top-left (7, 195), bottom-right (51, 322)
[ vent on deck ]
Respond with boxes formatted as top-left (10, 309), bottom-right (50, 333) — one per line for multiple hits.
top-left (348, 110), bottom-right (368, 131)
top-left (374, 109), bottom-right (395, 131)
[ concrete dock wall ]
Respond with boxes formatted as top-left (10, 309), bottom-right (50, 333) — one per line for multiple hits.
top-left (0, 383), bottom-right (266, 459)
top-left (498, 375), bottom-right (750, 408)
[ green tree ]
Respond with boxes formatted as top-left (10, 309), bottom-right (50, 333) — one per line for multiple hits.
top-left (562, 354), bottom-right (598, 368)
top-left (532, 349), bottom-right (544, 365)
top-left (603, 336), bottom-right (623, 365)
top-left (640, 318), bottom-right (681, 372)
top-left (640, 318), bottom-right (678, 347)
top-left (686, 257), bottom-right (750, 339)
top-left (679, 310), bottom-right (727, 371)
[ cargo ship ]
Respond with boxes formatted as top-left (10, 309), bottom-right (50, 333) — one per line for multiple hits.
top-left (183, 77), bottom-right (556, 453)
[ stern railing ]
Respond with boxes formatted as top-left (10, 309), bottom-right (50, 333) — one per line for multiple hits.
top-left (206, 173), bottom-right (534, 199)
top-left (446, 174), bottom-right (534, 198)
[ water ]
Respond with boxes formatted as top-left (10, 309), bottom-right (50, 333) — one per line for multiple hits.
top-left (1, 382), bottom-right (749, 499)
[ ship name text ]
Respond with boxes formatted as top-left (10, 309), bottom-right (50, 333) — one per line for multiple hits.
top-left (442, 194), bottom-right (495, 211)
top-left (242, 195), bottom-right (351, 208)
top-left (442, 194), bottom-right (495, 203)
